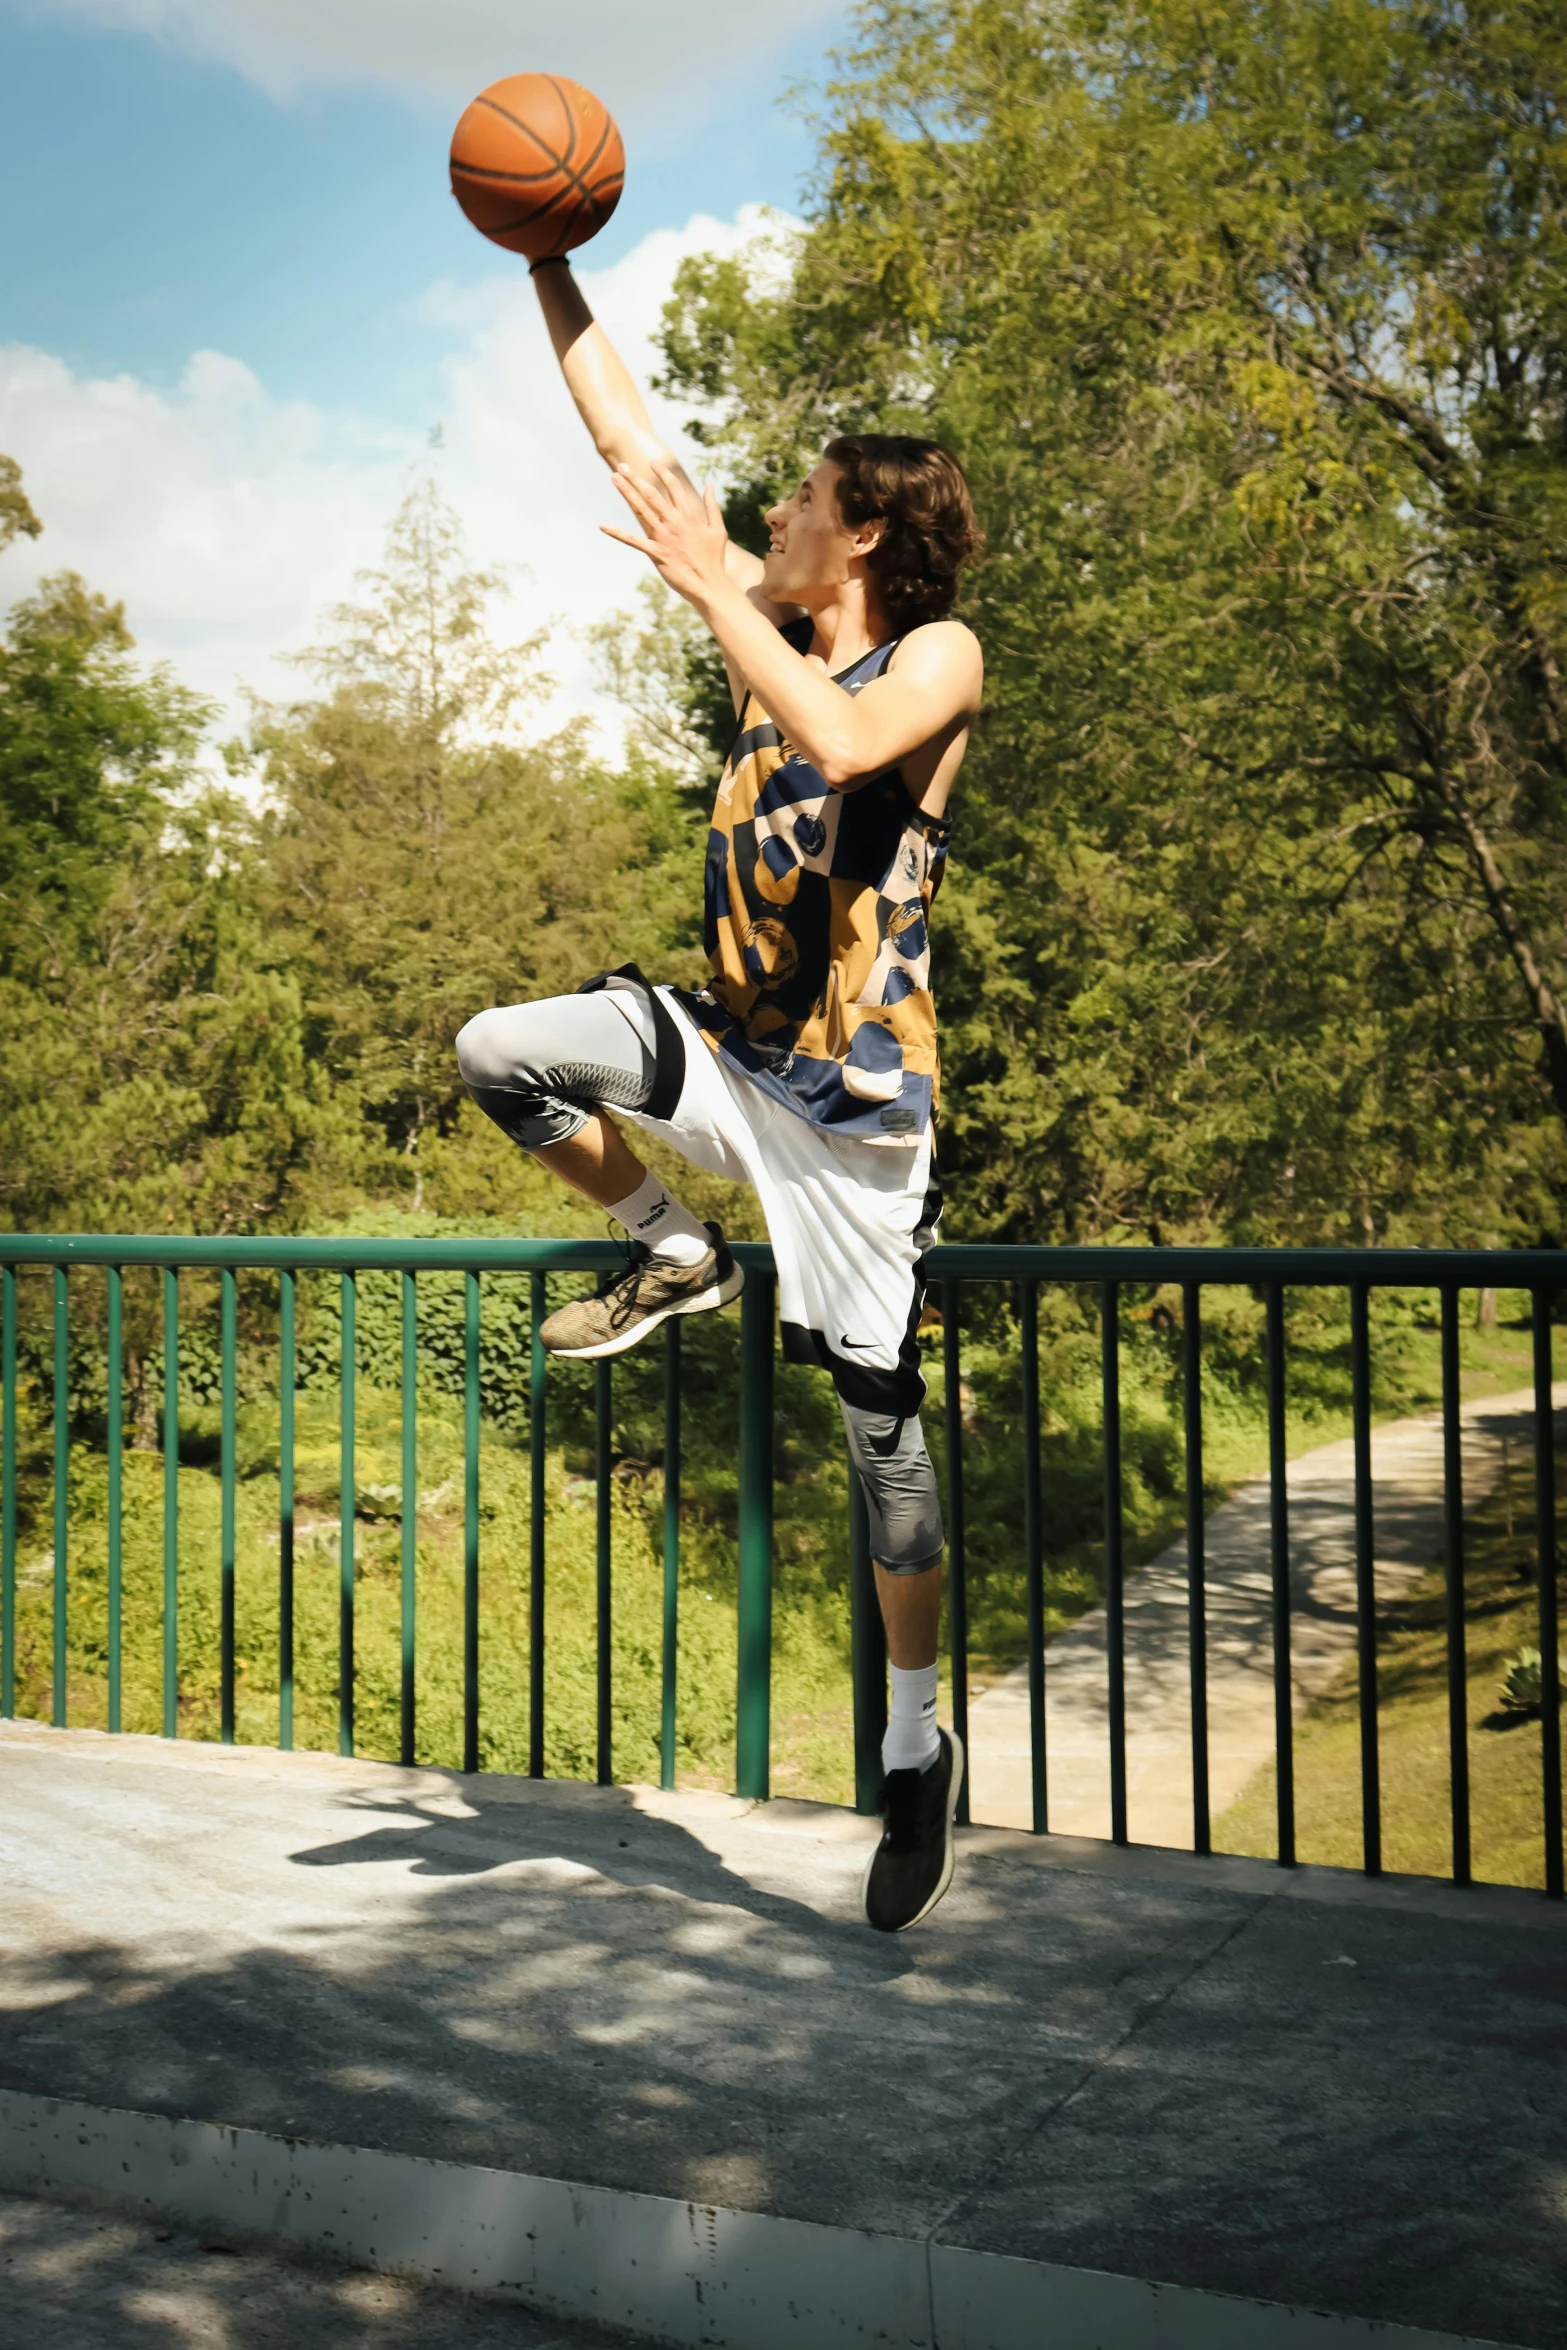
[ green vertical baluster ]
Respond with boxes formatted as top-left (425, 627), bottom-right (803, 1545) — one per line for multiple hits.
top-left (1022, 1281), bottom-right (1047, 1834)
top-left (1266, 1283), bottom-right (1294, 1867)
top-left (1534, 1288), bottom-right (1562, 1899)
top-left (1183, 1282), bottom-right (1209, 1855)
top-left (1440, 1286), bottom-right (1471, 1885)
top-left (401, 1271), bottom-right (417, 1768)
top-left (735, 1265), bottom-right (775, 1802)
top-left (162, 1268), bottom-right (179, 1739)
top-left (464, 1270), bottom-right (480, 1775)
top-left (849, 1468), bottom-right (886, 1815)
top-left (660, 1319), bottom-right (681, 1792)
top-left (528, 1273), bottom-right (546, 1779)
top-left (339, 1270), bottom-right (355, 1758)
top-left (52, 1267), bottom-right (68, 1726)
top-left (942, 1279), bottom-right (969, 1827)
top-left (279, 1271), bottom-right (295, 1752)
top-left (1, 1264), bottom-right (13, 1720)
top-left (1350, 1282), bottom-right (1381, 1876)
top-left (595, 1356), bottom-right (613, 1786)
top-left (107, 1268), bottom-right (123, 1735)
top-left (1102, 1281), bottom-right (1127, 1845)
top-left (220, 1267), bottom-right (237, 1745)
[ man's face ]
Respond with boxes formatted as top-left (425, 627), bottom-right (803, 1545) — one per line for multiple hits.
top-left (760, 460), bottom-right (876, 603)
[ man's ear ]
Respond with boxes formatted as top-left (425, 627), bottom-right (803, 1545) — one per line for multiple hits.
top-left (851, 517), bottom-right (887, 558)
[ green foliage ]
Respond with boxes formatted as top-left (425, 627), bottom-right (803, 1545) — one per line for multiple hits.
top-left (249, 477), bottom-right (708, 1210)
top-left (0, 570), bottom-right (355, 1239)
top-left (656, 0), bottom-right (1567, 1248)
top-left (1497, 1647), bottom-right (1564, 1717)
top-left (0, 454), bottom-right (40, 554)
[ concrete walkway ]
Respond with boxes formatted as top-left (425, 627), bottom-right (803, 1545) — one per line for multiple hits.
top-left (966, 1381), bottom-right (1567, 1842)
top-left (2, 1723), bottom-right (1564, 2346)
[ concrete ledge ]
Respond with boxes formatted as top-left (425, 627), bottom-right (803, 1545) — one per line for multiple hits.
top-left (0, 2090), bottom-right (1520, 2350)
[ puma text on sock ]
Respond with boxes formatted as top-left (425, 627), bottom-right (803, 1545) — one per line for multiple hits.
top-left (607, 1170), bottom-right (710, 1266)
top-left (882, 1659), bottom-right (940, 1774)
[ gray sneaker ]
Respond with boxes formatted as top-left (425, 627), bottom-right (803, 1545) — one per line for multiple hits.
top-left (539, 1225), bottom-right (743, 1359)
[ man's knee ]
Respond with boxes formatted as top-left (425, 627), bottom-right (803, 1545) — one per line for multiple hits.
top-left (455, 1004), bottom-right (591, 1152)
top-left (455, 1005), bottom-right (527, 1094)
top-left (839, 1399), bottom-right (945, 1575)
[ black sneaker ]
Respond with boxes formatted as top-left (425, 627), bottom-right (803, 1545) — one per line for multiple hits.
top-left (863, 1728), bottom-right (963, 1932)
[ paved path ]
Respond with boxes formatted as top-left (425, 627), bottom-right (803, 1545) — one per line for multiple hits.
top-left (1, 1728), bottom-right (1563, 2345)
top-left (966, 1381), bottom-right (1567, 1844)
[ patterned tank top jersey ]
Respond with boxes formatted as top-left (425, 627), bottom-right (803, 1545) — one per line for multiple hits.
top-left (677, 617), bottom-right (949, 1146)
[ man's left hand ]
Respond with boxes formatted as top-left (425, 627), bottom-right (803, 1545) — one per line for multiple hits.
top-left (602, 461), bottom-right (731, 608)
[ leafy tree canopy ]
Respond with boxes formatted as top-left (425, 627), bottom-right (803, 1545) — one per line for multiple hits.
top-left (657, 0), bottom-right (1567, 1245)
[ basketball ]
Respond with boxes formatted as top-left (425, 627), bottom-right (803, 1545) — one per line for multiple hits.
top-left (449, 74), bottom-right (624, 261)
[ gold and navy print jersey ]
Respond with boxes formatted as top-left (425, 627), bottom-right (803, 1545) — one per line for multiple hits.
top-left (678, 618), bottom-right (950, 1146)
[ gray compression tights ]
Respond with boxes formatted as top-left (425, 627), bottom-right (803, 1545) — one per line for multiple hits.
top-left (455, 993), bottom-right (943, 1575)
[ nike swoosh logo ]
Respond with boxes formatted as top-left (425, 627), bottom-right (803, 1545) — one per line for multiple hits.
top-left (840, 1335), bottom-right (878, 1351)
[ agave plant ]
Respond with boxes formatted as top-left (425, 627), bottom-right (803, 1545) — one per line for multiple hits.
top-left (1498, 1649), bottom-right (1566, 1716)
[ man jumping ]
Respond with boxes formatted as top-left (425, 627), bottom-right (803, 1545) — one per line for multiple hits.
top-left (455, 254), bottom-right (983, 1932)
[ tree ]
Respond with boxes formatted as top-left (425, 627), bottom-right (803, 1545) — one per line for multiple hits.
top-left (0, 570), bottom-right (349, 1236)
top-left (0, 455), bottom-right (41, 554)
top-left (653, 0), bottom-right (1567, 1246)
top-left (586, 576), bottom-right (725, 799)
top-left (255, 476), bottom-right (705, 1209)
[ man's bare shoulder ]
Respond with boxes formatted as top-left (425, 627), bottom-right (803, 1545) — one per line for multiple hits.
top-left (886, 618), bottom-right (983, 702)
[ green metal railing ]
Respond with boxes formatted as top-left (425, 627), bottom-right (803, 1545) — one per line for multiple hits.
top-left (0, 1236), bottom-right (1562, 1898)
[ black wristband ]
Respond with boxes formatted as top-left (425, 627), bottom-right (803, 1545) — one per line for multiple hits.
top-left (528, 255), bottom-right (571, 275)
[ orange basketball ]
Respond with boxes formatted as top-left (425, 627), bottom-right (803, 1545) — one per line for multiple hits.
top-left (449, 74), bottom-right (624, 262)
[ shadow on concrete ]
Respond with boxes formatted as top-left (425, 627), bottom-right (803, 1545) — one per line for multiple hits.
top-left (285, 1780), bottom-right (890, 1939)
top-left (0, 1754), bottom-right (1263, 2242)
top-left (6, 1738), bottom-right (1567, 2348)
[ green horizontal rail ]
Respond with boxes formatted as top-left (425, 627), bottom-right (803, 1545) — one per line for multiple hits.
top-left (1, 1235), bottom-right (1565, 1284)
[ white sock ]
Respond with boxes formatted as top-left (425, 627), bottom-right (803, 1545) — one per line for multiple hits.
top-left (882, 1661), bottom-right (940, 1774)
top-left (607, 1169), bottom-right (710, 1267)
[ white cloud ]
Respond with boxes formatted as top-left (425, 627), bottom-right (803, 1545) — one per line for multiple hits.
top-left (433, 206), bottom-right (794, 720)
top-left (0, 208), bottom-right (788, 744)
top-left (19, 0), bottom-right (846, 151)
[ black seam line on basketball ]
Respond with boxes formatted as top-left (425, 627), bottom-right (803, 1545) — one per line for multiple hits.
top-left (493, 180), bottom-right (583, 232)
top-left (538, 194), bottom-right (592, 260)
top-left (492, 184), bottom-right (583, 241)
top-left (472, 94), bottom-right (567, 168)
top-left (549, 189), bottom-right (595, 255)
top-left (566, 102), bottom-right (613, 189)
top-left (548, 87), bottom-right (615, 222)
top-left (453, 160), bottom-right (571, 188)
top-left (476, 87), bottom-right (598, 215)
top-left (543, 75), bottom-right (580, 171)
top-left (483, 185), bottom-right (587, 231)
top-left (470, 94), bottom-right (597, 213)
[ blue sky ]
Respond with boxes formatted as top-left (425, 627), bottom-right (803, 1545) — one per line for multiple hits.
top-left (0, 0), bottom-right (848, 726)
top-left (0, 5), bottom-right (835, 416)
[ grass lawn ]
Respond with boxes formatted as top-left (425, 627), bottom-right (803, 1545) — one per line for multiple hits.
top-left (1214, 1443), bottom-right (1565, 1890)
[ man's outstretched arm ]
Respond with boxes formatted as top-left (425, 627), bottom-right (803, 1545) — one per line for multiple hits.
top-left (532, 260), bottom-right (766, 604)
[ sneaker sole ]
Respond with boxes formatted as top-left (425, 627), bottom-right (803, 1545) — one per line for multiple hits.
top-left (861, 1728), bottom-right (965, 1933)
top-left (543, 1262), bottom-right (745, 1360)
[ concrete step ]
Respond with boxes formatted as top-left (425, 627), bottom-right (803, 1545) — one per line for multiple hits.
top-left (0, 2188), bottom-right (634, 2349)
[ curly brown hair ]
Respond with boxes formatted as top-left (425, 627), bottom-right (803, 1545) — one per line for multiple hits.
top-left (823, 434), bottom-right (982, 633)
